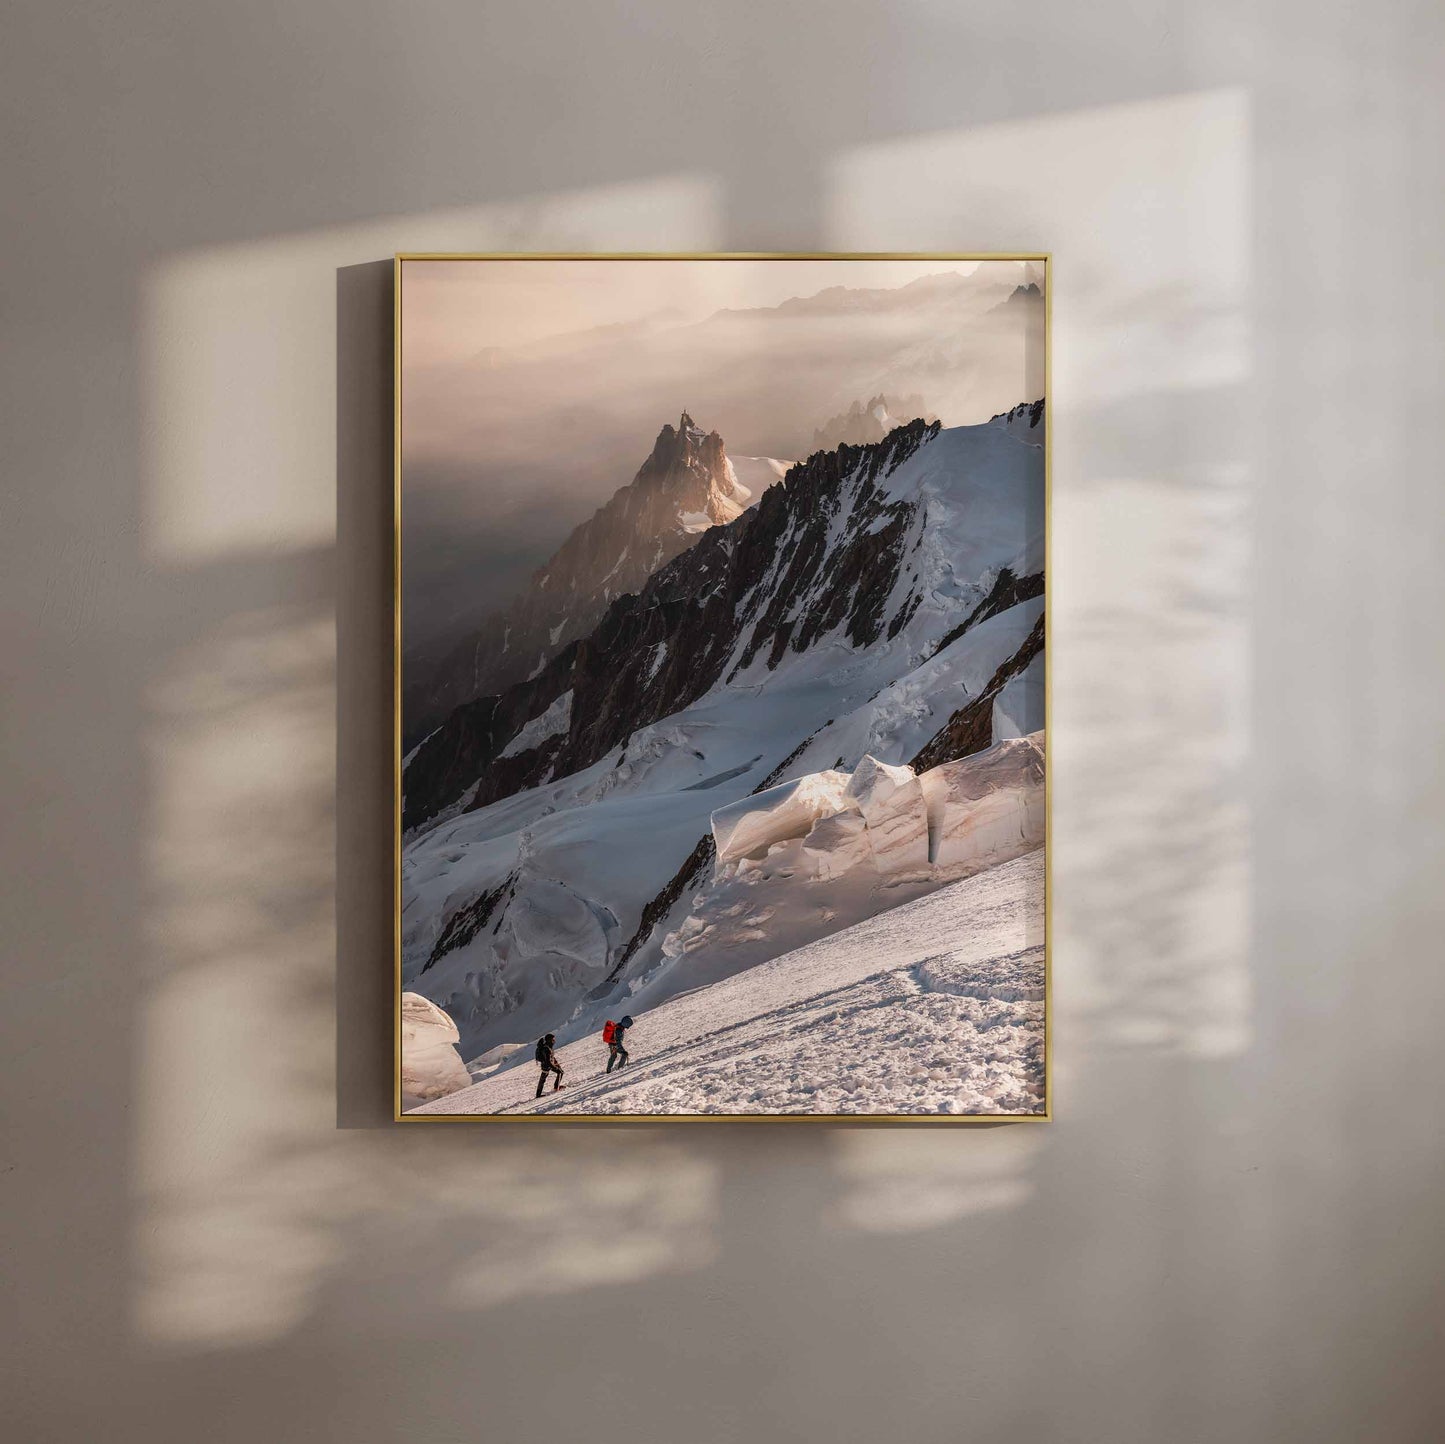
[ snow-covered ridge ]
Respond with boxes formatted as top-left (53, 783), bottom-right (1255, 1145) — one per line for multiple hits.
top-left (405, 404), bottom-right (1043, 834)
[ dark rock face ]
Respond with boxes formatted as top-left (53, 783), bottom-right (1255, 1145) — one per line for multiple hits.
top-left (403, 413), bottom-right (757, 748)
top-left (422, 871), bottom-right (516, 972)
top-left (989, 285), bottom-right (1045, 324)
top-left (993, 397), bottom-right (1045, 429)
top-left (403, 418), bottom-right (943, 831)
top-left (402, 643), bottom-right (578, 831)
top-left (929, 567), bottom-right (1043, 658)
top-left (610, 835), bottom-right (716, 980)
top-left (910, 613), bottom-right (1044, 771)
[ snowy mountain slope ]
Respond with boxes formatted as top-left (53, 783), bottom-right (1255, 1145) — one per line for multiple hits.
top-left (402, 405), bottom-right (1045, 1064)
top-left (404, 413), bottom-right (792, 745)
top-left (618, 733), bottom-right (1044, 1020)
top-left (410, 848), bottom-right (1045, 1116)
top-left (400, 672), bottom-right (946, 1059)
top-left (774, 594), bottom-right (1043, 780)
top-left (404, 403), bottom-right (1043, 832)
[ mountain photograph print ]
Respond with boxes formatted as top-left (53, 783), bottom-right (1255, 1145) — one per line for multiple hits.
top-left (396, 255), bottom-right (1048, 1119)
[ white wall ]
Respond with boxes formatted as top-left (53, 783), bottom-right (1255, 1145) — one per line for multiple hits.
top-left (3, 3), bottom-right (1443, 1440)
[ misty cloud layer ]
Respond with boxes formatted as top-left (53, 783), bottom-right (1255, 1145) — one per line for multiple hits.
top-left (401, 260), bottom-right (1043, 663)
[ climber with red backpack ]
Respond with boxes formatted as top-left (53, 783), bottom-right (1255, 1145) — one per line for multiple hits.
top-left (603, 1015), bottom-right (634, 1073)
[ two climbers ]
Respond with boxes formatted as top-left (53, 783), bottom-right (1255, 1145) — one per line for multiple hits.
top-left (603, 1015), bottom-right (634, 1073)
top-left (532, 1016), bottom-right (636, 1102)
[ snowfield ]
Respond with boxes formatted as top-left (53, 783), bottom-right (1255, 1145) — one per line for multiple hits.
top-left (411, 848), bottom-right (1045, 1117)
top-left (726, 453), bottom-right (792, 502)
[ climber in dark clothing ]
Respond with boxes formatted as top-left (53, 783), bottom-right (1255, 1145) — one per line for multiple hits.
top-left (534, 1034), bottom-right (565, 1098)
top-left (606, 1015), bottom-right (634, 1073)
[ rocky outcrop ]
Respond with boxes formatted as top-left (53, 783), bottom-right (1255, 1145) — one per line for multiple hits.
top-left (910, 614), bottom-right (1044, 772)
top-left (422, 871), bottom-right (516, 972)
top-left (402, 651), bottom-right (579, 832)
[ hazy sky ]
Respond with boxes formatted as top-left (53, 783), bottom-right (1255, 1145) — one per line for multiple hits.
top-left (400, 258), bottom-right (1043, 661)
top-left (403, 257), bottom-right (986, 368)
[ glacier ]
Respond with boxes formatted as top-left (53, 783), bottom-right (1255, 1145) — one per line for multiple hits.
top-left (628, 732), bottom-right (1044, 1018)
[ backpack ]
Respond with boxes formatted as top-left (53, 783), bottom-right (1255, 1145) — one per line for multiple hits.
top-left (602, 1020), bottom-right (617, 1045)
top-left (534, 1038), bottom-right (548, 1063)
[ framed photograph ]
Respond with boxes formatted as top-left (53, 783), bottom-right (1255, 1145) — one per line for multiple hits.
top-left (396, 253), bottom-right (1049, 1120)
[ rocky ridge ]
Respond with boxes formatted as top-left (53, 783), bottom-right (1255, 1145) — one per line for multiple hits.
top-left (403, 418), bottom-right (941, 830)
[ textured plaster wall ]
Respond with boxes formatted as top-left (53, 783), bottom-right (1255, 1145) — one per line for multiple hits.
top-left (3, 4), bottom-right (1442, 1441)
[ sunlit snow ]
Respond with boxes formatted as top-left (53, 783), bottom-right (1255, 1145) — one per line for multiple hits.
top-left (413, 849), bottom-right (1044, 1116)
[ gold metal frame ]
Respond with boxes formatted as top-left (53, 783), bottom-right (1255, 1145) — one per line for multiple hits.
top-left (393, 252), bottom-right (1051, 1124)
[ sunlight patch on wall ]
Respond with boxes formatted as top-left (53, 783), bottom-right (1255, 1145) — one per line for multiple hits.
top-left (829, 1128), bottom-right (1043, 1233)
top-left (134, 178), bottom-right (727, 1349)
top-left (441, 1136), bottom-right (719, 1311)
top-left (135, 603), bottom-right (722, 1349)
top-left (136, 608), bottom-right (340, 1346)
top-left (826, 90), bottom-right (1248, 403)
top-left (140, 174), bottom-right (720, 565)
top-left (826, 90), bottom-right (1253, 1062)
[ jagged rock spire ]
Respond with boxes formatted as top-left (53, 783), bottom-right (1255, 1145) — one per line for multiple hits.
top-left (406, 412), bottom-right (756, 748)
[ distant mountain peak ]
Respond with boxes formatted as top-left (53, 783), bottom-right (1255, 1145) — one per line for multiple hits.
top-left (637, 413), bottom-right (734, 505)
top-left (812, 393), bottom-right (935, 453)
top-left (403, 415), bottom-right (790, 744)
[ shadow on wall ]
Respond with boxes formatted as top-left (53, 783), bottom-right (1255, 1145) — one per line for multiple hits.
top-left (121, 86), bottom-right (1259, 1440)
